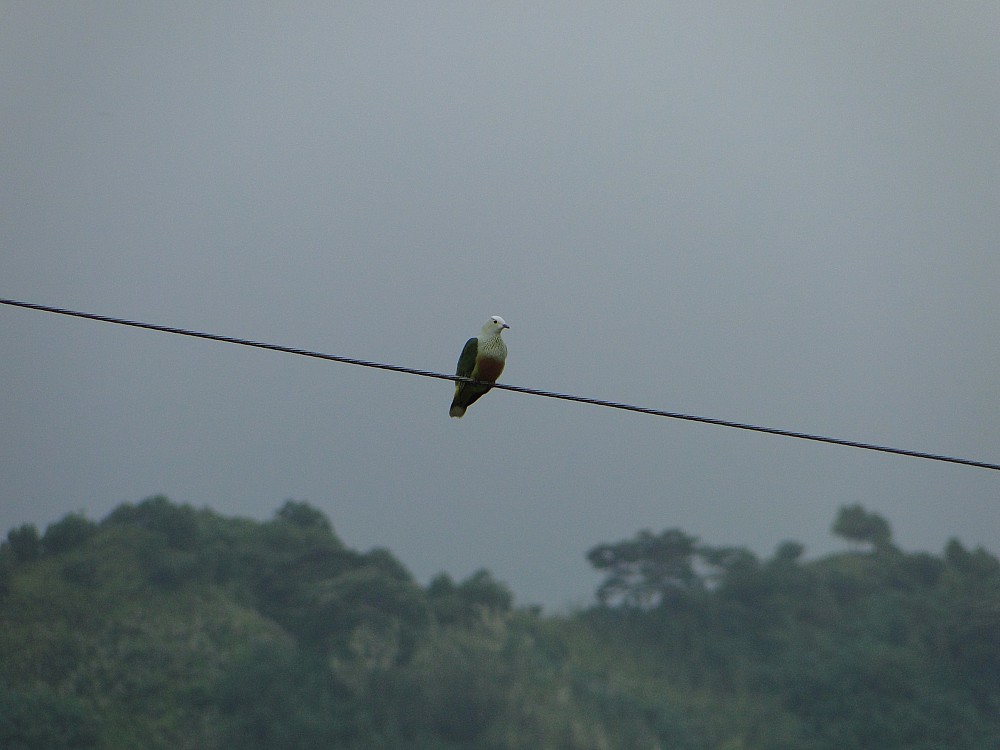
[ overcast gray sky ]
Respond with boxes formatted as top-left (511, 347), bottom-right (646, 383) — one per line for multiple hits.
top-left (3, 3), bottom-right (998, 608)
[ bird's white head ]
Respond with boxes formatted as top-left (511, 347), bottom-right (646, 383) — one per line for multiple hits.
top-left (482, 315), bottom-right (510, 335)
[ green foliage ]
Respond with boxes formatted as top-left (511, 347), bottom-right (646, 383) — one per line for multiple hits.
top-left (4, 524), bottom-right (42, 563)
top-left (774, 540), bottom-right (805, 562)
top-left (831, 504), bottom-right (893, 550)
top-left (215, 641), bottom-right (350, 748)
top-left (0, 686), bottom-right (98, 750)
top-left (275, 499), bottom-right (333, 532)
top-left (587, 528), bottom-right (701, 607)
top-left (42, 512), bottom-right (97, 554)
top-left (456, 569), bottom-right (514, 612)
top-left (1, 499), bottom-right (998, 750)
top-left (427, 569), bottom-right (513, 625)
top-left (103, 495), bottom-right (199, 550)
top-left (585, 506), bottom-right (1000, 749)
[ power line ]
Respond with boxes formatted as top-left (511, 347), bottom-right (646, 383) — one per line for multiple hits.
top-left (3, 296), bottom-right (998, 472)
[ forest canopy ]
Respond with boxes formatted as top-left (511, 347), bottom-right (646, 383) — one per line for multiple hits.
top-left (1, 497), bottom-right (997, 749)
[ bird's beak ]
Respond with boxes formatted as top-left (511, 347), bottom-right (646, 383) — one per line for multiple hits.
top-left (502, 323), bottom-right (510, 330)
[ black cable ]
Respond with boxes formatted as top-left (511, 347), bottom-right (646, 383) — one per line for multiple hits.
top-left (3, 297), bottom-right (998, 472)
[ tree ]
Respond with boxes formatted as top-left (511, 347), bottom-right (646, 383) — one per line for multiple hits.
top-left (275, 500), bottom-right (333, 533)
top-left (41, 513), bottom-right (96, 555)
top-left (0, 687), bottom-right (98, 750)
top-left (774, 541), bottom-right (805, 563)
top-left (103, 495), bottom-right (199, 550)
top-left (427, 569), bottom-right (513, 625)
top-left (832, 504), bottom-right (893, 551)
top-left (587, 528), bottom-right (701, 607)
top-left (214, 641), bottom-right (348, 749)
top-left (3, 525), bottom-right (41, 563)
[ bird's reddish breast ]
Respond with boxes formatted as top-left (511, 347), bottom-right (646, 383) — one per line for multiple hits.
top-left (475, 356), bottom-right (504, 382)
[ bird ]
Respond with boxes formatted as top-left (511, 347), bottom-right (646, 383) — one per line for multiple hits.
top-left (449, 315), bottom-right (510, 418)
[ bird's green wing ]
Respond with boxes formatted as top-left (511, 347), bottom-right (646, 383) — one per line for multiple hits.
top-left (455, 337), bottom-right (478, 379)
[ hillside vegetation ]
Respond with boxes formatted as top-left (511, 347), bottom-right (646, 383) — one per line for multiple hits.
top-left (1, 497), bottom-right (997, 749)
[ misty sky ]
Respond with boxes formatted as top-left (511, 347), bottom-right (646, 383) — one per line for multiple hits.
top-left (3, 3), bottom-right (998, 608)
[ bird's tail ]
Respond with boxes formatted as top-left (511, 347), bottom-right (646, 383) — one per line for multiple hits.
top-left (450, 383), bottom-right (467, 418)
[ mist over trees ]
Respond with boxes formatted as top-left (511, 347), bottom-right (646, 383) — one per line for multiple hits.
top-left (1, 496), bottom-right (997, 749)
